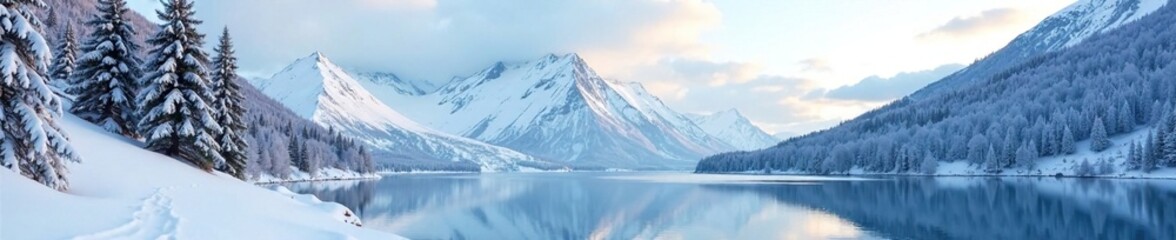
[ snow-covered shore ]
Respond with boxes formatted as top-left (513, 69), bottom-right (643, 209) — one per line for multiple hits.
top-left (0, 115), bottom-right (403, 239)
top-left (721, 127), bottom-right (1176, 180)
top-left (250, 167), bottom-right (383, 184)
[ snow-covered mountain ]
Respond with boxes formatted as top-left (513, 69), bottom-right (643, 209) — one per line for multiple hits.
top-left (353, 72), bottom-right (438, 96)
top-left (696, 1), bottom-right (1176, 176)
top-left (386, 54), bottom-right (735, 170)
top-left (687, 109), bottom-right (778, 150)
top-left (914, 0), bottom-right (1168, 98)
top-left (249, 52), bottom-right (561, 172)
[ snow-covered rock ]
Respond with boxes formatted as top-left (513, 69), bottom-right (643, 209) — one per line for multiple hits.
top-left (387, 54), bottom-right (735, 170)
top-left (687, 109), bottom-right (778, 150)
top-left (250, 52), bottom-right (560, 172)
top-left (0, 114), bottom-right (400, 239)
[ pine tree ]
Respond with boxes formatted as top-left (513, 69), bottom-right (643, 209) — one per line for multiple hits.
top-left (920, 150), bottom-right (937, 174)
top-left (211, 27), bottom-right (247, 179)
top-left (69, 0), bottom-right (143, 138)
top-left (1060, 125), bottom-right (1076, 154)
top-left (1016, 141), bottom-right (1037, 170)
top-left (983, 145), bottom-right (1000, 173)
top-left (47, 24), bottom-right (77, 88)
top-left (137, 0), bottom-right (223, 170)
top-left (1118, 100), bottom-right (1135, 133)
top-left (1126, 141), bottom-right (1141, 170)
top-left (1089, 117), bottom-right (1110, 152)
top-left (1076, 158), bottom-right (1093, 177)
top-left (1145, 131), bottom-right (1160, 172)
top-left (289, 133), bottom-right (302, 167)
top-left (1002, 127), bottom-right (1017, 167)
top-left (0, 0), bottom-right (82, 191)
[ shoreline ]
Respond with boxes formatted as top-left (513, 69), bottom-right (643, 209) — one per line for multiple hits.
top-left (251, 173), bottom-right (383, 184)
top-left (696, 171), bottom-right (1176, 180)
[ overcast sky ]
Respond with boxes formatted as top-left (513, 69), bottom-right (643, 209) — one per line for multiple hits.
top-left (127, 0), bottom-right (1074, 136)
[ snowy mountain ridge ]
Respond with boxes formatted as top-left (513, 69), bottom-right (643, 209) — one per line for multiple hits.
top-left (381, 53), bottom-right (735, 170)
top-left (1028, 0), bottom-right (1167, 49)
top-left (914, 0), bottom-right (1168, 98)
top-left (687, 109), bottom-right (779, 150)
top-left (250, 52), bottom-right (562, 172)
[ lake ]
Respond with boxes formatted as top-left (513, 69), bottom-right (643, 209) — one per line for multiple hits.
top-left (283, 173), bottom-right (1176, 240)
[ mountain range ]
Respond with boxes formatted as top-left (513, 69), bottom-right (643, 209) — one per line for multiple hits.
top-left (250, 52), bottom-right (564, 172)
top-left (251, 52), bottom-right (777, 171)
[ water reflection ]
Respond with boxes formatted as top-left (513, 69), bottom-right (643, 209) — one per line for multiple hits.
top-left (284, 173), bottom-right (1175, 240)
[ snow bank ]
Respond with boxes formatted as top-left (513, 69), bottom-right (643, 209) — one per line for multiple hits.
top-left (0, 114), bottom-right (402, 239)
top-left (268, 186), bottom-right (364, 227)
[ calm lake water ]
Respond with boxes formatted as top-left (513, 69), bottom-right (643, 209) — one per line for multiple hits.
top-left (283, 172), bottom-right (1176, 240)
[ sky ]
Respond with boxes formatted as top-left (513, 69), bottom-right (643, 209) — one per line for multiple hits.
top-left (127, 0), bottom-right (1075, 137)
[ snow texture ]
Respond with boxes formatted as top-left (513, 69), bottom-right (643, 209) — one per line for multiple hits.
top-left (0, 114), bottom-right (401, 239)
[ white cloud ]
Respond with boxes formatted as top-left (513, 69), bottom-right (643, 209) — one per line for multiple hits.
top-left (194, 0), bottom-right (720, 83)
top-left (917, 8), bottom-right (1027, 40)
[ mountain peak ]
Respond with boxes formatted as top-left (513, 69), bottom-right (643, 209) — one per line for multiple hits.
top-left (689, 108), bottom-right (777, 150)
top-left (718, 108), bottom-right (745, 118)
top-left (288, 51), bottom-right (338, 71)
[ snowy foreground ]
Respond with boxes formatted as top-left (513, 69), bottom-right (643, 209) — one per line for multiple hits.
top-left (0, 115), bottom-right (401, 239)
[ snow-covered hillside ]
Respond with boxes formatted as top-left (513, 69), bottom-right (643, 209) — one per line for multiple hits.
top-left (386, 54), bottom-right (734, 170)
top-left (915, 0), bottom-right (1168, 98)
top-left (0, 114), bottom-right (400, 239)
top-left (250, 52), bottom-right (561, 172)
top-left (696, 2), bottom-right (1176, 178)
top-left (687, 109), bottom-right (778, 150)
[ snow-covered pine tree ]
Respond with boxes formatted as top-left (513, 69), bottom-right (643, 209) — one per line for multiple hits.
top-left (1089, 117), bottom-right (1110, 152)
top-left (983, 145), bottom-right (999, 173)
top-left (1145, 131), bottom-right (1160, 172)
top-left (1127, 141), bottom-right (1141, 170)
top-left (69, 0), bottom-right (143, 138)
top-left (1076, 158), bottom-right (1093, 177)
top-left (47, 24), bottom-right (76, 88)
top-left (137, 0), bottom-right (223, 170)
top-left (1163, 110), bottom-right (1176, 167)
top-left (211, 27), bottom-right (247, 179)
top-left (1002, 127), bottom-right (1017, 167)
top-left (1118, 100), bottom-right (1135, 133)
top-left (1060, 125), bottom-right (1076, 154)
top-left (1016, 141), bottom-right (1037, 170)
top-left (920, 150), bottom-right (937, 174)
top-left (0, 0), bottom-right (81, 191)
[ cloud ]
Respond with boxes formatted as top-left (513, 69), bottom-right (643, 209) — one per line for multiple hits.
top-left (917, 8), bottom-right (1026, 40)
top-left (193, 0), bottom-right (720, 82)
top-left (823, 64), bottom-right (964, 101)
top-left (634, 58), bottom-right (761, 87)
top-left (797, 58), bottom-right (832, 73)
